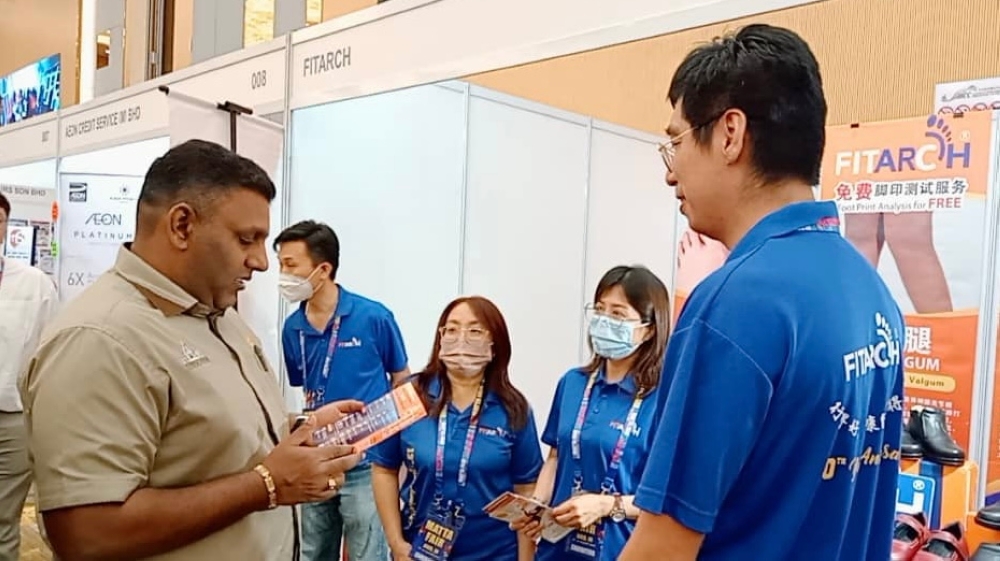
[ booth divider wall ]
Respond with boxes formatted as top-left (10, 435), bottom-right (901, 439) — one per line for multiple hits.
top-left (288, 79), bottom-right (673, 434)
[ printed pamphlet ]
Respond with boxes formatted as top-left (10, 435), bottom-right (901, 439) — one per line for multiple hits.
top-left (483, 492), bottom-right (574, 543)
top-left (312, 382), bottom-right (427, 453)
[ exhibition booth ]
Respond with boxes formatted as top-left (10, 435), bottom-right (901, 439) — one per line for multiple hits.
top-left (7, 0), bottom-right (1000, 553)
top-left (0, 114), bottom-right (59, 281)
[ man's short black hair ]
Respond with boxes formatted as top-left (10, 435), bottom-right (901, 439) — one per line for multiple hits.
top-left (274, 220), bottom-right (340, 279)
top-left (0, 192), bottom-right (9, 218)
top-left (669, 24), bottom-right (827, 186)
top-left (139, 139), bottom-right (276, 211)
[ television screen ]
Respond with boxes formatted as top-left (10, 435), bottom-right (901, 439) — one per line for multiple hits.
top-left (0, 54), bottom-right (61, 128)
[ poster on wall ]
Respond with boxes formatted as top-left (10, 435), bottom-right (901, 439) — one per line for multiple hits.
top-left (935, 76), bottom-right (1000, 115)
top-left (671, 221), bottom-right (730, 324)
top-left (0, 183), bottom-right (57, 277)
top-left (820, 111), bottom-right (996, 453)
top-left (3, 224), bottom-right (35, 264)
top-left (58, 173), bottom-right (142, 302)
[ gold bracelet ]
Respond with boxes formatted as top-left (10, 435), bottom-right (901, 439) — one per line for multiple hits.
top-left (253, 464), bottom-right (278, 510)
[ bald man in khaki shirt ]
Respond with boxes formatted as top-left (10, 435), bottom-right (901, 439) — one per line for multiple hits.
top-left (20, 140), bottom-right (360, 560)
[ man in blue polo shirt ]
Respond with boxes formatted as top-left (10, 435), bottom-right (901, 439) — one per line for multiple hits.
top-left (619, 25), bottom-right (904, 561)
top-left (275, 220), bottom-right (410, 561)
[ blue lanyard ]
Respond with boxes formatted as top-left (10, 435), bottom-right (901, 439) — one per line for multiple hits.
top-left (298, 315), bottom-right (341, 408)
top-left (433, 381), bottom-right (484, 508)
top-left (571, 370), bottom-right (644, 494)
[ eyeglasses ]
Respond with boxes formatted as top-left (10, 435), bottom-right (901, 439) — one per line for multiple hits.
top-left (657, 113), bottom-right (726, 173)
top-left (584, 304), bottom-right (644, 327)
top-left (657, 126), bottom-right (698, 173)
top-left (439, 326), bottom-right (489, 343)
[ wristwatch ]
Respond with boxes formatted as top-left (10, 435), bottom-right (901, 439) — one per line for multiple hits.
top-left (610, 493), bottom-right (626, 523)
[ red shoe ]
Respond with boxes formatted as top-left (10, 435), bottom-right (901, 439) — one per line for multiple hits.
top-left (913, 521), bottom-right (970, 561)
top-left (894, 512), bottom-right (931, 560)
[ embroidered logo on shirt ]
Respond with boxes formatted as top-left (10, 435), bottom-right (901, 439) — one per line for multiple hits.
top-left (338, 337), bottom-right (362, 348)
top-left (478, 425), bottom-right (510, 439)
top-left (180, 341), bottom-right (208, 368)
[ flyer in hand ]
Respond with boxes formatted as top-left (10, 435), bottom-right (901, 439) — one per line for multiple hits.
top-left (312, 382), bottom-right (427, 453)
top-left (483, 492), bottom-right (575, 543)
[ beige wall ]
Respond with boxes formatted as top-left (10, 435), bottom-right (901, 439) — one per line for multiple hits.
top-left (171, 0), bottom-right (194, 71)
top-left (124, 0), bottom-right (151, 86)
top-left (322, 0), bottom-right (376, 20)
top-left (0, 0), bottom-right (80, 106)
top-left (468, 0), bottom-right (1000, 133)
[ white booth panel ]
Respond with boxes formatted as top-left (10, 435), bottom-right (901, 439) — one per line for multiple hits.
top-left (463, 90), bottom-right (589, 431)
top-left (59, 137), bottom-right (170, 176)
top-left (289, 82), bottom-right (467, 371)
top-left (0, 160), bottom-right (57, 189)
top-left (241, 153), bottom-right (286, 378)
top-left (582, 123), bottom-right (677, 358)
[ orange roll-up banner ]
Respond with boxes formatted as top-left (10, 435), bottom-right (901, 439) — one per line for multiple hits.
top-left (819, 111), bottom-right (995, 455)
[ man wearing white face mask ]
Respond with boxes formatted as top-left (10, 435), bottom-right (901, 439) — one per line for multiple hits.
top-left (275, 219), bottom-right (411, 561)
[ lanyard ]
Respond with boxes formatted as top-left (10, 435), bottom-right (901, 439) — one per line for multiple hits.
top-left (571, 370), bottom-right (644, 494)
top-left (298, 316), bottom-right (341, 406)
top-left (0, 257), bottom-right (4, 290)
top-left (434, 381), bottom-right (485, 504)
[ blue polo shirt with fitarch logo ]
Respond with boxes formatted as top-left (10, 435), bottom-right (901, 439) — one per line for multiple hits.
top-left (281, 285), bottom-right (409, 408)
top-left (368, 376), bottom-right (543, 561)
top-left (635, 201), bottom-right (904, 560)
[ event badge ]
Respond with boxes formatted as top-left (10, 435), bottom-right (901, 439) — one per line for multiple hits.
top-left (564, 522), bottom-right (601, 559)
top-left (410, 509), bottom-right (464, 561)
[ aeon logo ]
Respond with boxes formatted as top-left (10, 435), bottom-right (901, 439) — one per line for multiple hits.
top-left (834, 115), bottom-right (972, 176)
top-left (842, 312), bottom-right (901, 383)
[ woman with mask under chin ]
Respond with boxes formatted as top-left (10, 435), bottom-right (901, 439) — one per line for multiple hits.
top-left (512, 265), bottom-right (670, 561)
top-left (369, 296), bottom-right (544, 561)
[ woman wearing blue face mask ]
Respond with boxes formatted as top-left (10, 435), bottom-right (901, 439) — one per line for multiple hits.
top-left (512, 265), bottom-right (670, 561)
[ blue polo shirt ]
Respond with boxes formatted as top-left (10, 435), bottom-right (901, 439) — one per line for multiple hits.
top-left (537, 368), bottom-right (660, 561)
top-left (280, 285), bottom-right (408, 407)
top-left (368, 378), bottom-right (543, 561)
top-left (635, 201), bottom-right (904, 560)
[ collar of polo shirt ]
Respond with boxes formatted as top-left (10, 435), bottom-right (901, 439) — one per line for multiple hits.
top-left (113, 244), bottom-right (216, 318)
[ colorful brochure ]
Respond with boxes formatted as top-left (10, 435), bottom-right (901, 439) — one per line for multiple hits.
top-left (312, 382), bottom-right (427, 453)
top-left (483, 492), bottom-right (575, 543)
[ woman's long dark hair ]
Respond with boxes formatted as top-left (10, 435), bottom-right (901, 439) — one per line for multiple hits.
top-left (583, 265), bottom-right (671, 397)
top-left (417, 296), bottom-right (530, 431)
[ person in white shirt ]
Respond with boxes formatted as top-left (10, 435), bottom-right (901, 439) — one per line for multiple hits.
top-left (0, 192), bottom-right (58, 559)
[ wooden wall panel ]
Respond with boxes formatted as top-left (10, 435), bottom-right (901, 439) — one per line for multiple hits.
top-left (0, 0), bottom-right (80, 106)
top-left (322, 0), bottom-right (376, 20)
top-left (467, 0), bottom-right (1000, 133)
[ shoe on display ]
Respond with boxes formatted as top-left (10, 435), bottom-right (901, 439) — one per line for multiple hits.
top-left (975, 502), bottom-right (1000, 531)
top-left (972, 542), bottom-right (1000, 561)
top-left (913, 521), bottom-right (970, 561)
top-left (902, 424), bottom-right (924, 459)
top-left (893, 512), bottom-right (931, 561)
top-left (907, 406), bottom-right (966, 466)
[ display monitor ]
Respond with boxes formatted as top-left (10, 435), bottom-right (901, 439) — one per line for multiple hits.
top-left (0, 54), bottom-right (61, 128)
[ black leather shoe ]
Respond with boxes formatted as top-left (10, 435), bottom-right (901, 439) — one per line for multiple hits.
top-left (902, 425), bottom-right (923, 459)
top-left (976, 503), bottom-right (1000, 531)
top-left (974, 542), bottom-right (1000, 561)
top-left (908, 407), bottom-right (965, 466)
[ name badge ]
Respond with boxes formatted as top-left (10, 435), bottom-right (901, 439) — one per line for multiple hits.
top-left (410, 511), bottom-right (464, 561)
top-left (564, 522), bottom-right (601, 559)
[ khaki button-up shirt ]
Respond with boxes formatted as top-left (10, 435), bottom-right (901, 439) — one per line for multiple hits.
top-left (20, 246), bottom-right (294, 560)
